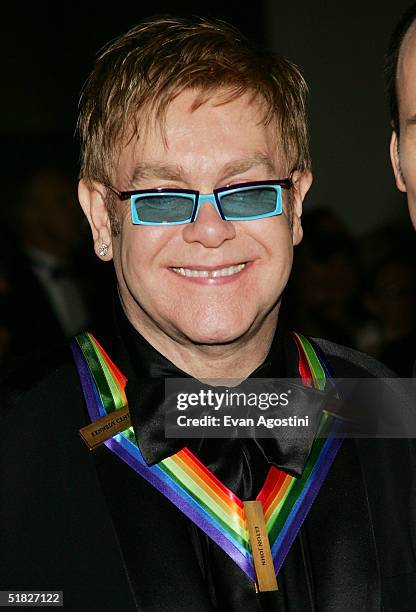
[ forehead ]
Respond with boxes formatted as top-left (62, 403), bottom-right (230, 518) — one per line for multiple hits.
top-left (115, 89), bottom-right (284, 183)
top-left (397, 23), bottom-right (416, 116)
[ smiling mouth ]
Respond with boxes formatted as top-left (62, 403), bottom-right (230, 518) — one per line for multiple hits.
top-left (171, 263), bottom-right (246, 278)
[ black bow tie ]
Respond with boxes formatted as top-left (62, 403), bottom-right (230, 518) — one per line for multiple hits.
top-left (125, 375), bottom-right (326, 499)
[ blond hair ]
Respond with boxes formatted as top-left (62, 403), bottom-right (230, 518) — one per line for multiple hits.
top-left (78, 15), bottom-right (310, 185)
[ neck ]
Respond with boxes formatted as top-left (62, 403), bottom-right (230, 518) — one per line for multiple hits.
top-left (121, 297), bottom-right (279, 380)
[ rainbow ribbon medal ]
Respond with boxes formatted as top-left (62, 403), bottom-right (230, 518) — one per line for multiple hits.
top-left (71, 331), bottom-right (342, 584)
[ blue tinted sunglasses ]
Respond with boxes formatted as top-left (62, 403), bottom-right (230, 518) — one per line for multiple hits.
top-left (105, 178), bottom-right (292, 226)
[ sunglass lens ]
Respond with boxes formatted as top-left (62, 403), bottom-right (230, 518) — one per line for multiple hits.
top-left (219, 187), bottom-right (278, 219)
top-left (132, 195), bottom-right (194, 224)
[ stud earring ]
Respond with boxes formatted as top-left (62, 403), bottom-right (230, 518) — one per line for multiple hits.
top-left (98, 243), bottom-right (109, 257)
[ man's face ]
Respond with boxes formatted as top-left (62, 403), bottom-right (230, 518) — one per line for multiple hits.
top-left (82, 89), bottom-right (311, 346)
top-left (390, 23), bottom-right (416, 228)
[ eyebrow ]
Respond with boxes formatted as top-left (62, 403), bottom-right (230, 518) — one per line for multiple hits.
top-left (220, 153), bottom-right (276, 181)
top-left (129, 153), bottom-right (277, 188)
top-left (129, 163), bottom-right (186, 187)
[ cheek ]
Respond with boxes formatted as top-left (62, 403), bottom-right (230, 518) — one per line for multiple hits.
top-left (250, 222), bottom-right (294, 296)
top-left (256, 219), bottom-right (293, 264)
top-left (268, 245), bottom-right (293, 295)
top-left (119, 225), bottom-right (175, 273)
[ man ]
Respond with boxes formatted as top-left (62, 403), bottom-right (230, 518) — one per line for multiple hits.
top-left (387, 3), bottom-right (416, 378)
top-left (388, 3), bottom-right (416, 228)
top-left (2, 16), bottom-right (416, 612)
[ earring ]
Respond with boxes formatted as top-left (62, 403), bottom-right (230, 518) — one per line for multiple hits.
top-left (98, 243), bottom-right (109, 257)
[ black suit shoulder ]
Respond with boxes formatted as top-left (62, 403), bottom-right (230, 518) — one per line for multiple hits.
top-left (312, 336), bottom-right (396, 377)
top-left (2, 343), bottom-right (74, 399)
top-left (312, 336), bottom-right (416, 421)
top-left (1, 343), bottom-right (88, 441)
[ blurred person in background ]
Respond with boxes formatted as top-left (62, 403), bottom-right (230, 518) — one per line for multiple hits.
top-left (355, 226), bottom-right (416, 375)
top-left (282, 208), bottom-right (361, 347)
top-left (361, 254), bottom-right (416, 375)
top-left (1, 164), bottom-right (111, 361)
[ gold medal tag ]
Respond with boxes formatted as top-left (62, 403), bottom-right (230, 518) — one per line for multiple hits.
top-left (244, 500), bottom-right (279, 592)
top-left (79, 405), bottom-right (131, 450)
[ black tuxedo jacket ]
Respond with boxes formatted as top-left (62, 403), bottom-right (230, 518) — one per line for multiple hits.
top-left (1, 337), bottom-right (416, 612)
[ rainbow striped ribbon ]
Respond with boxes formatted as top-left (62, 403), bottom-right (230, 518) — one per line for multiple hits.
top-left (71, 331), bottom-right (342, 582)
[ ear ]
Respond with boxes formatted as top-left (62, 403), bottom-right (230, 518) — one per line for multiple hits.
top-left (390, 131), bottom-right (407, 192)
top-left (290, 170), bottom-right (313, 246)
top-left (78, 180), bottom-right (114, 260)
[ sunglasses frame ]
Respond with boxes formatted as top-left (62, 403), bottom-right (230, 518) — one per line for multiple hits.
top-left (104, 178), bottom-right (292, 226)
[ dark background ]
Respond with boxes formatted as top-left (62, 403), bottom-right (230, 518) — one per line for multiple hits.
top-left (1, 0), bottom-right (414, 234)
top-left (0, 3), bottom-right (265, 193)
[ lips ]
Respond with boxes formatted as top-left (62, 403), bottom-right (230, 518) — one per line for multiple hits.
top-left (171, 263), bottom-right (246, 278)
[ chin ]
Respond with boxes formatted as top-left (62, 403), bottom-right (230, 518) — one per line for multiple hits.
top-left (177, 318), bottom-right (254, 346)
top-left (187, 333), bottom-right (239, 346)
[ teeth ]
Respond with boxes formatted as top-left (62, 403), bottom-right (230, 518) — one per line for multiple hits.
top-left (211, 264), bottom-right (245, 277)
top-left (172, 263), bottom-right (246, 278)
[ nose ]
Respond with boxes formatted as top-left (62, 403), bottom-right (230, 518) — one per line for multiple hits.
top-left (182, 195), bottom-right (236, 247)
